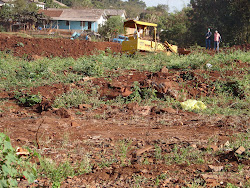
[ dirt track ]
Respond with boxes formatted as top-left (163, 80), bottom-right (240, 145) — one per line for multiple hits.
top-left (0, 34), bottom-right (249, 187)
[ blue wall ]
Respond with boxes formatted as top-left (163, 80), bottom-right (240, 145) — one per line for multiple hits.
top-left (45, 20), bottom-right (99, 32)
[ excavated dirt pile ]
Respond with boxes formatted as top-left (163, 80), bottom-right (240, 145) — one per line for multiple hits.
top-left (0, 33), bottom-right (121, 59)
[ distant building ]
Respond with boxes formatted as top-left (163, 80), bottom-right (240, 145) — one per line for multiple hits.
top-left (40, 8), bottom-right (126, 32)
top-left (104, 9), bottom-right (126, 19)
top-left (0, 0), bottom-right (45, 9)
top-left (40, 9), bottom-right (107, 32)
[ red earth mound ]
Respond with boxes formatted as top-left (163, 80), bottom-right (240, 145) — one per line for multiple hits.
top-left (0, 33), bottom-right (121, 59)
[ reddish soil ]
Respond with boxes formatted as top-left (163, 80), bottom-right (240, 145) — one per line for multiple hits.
top-left (0, 33), bottom-right (121, 59)
top-left (0, 34), bottom-right (249, 187)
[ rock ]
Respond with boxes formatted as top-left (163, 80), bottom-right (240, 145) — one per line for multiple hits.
top-left (121, 88), bottom-right (133, 97)
top-left (134, 145), bottom-right (153, 157)
top-left (140, 169), bottom-right (148, 173)
top-left (126, 102), bottom-right (139, 111)
top-left (148, 158), bottom-right (154, 163)
top-left (224, 141), bottom-right (230, 147)
top-left (208, 165), bottom-right (224, 172)
top-left (160, 66), bottom-right (168, 73)
top-left (31, 55), bottom-right (43, 60)
top-left (209, 144), bottom-right (219, 152)
top-left (54, 108), bottom-right (71, 118)
top-left (166, 88), bottom-right (179, 100)
top-left (78, 104), bottom-right (92, 109)
top-left (16, 147), bottom-right (29, 156)
top-left (82, 77), bottom-right (95, 82)
top-left (159, 107), bottom-right (176, 114)
top-left (136, 106), bottom-right (152, 116)
top-left (71, 121), bottom-right (80, 127)
top-left (200, 174), bottom-right (220, 186)
top-left (235, 146), bottom-right (245, 155)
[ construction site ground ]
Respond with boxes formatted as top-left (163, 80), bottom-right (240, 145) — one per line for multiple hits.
top-left (0, 33), bottom-right (249, 187)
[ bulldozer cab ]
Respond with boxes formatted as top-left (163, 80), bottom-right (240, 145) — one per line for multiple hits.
top-left (122, 20), bottom-right (178, 55)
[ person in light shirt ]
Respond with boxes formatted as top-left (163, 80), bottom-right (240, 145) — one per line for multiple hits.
top-left (214, 30), bottom-right (221, 52)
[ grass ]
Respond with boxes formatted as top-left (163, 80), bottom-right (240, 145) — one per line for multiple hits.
top-left (164, 145), bottom-right (205, 165)
top-left (0, 49), bottom-right (249, 115)
top-left (0, 32), bottom-right (33, 38)
top-left (0, 50), bottom-right (248, 88)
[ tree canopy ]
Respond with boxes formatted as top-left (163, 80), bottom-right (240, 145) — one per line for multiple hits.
top-left (98, 16), bottom-right (124, 39)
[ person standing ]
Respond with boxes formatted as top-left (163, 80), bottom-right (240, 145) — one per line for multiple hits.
top-left (205, 28), bottom-right (212, 49)
top-left (214, 30), bottom-right (221, 52)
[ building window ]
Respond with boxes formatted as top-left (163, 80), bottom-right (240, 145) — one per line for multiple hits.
top-left (66, 21), bottom-right (69, 26)
top-left (80, 21), bottom-right (85, 26)
top-left (88, 22), bottom-right (91, 30)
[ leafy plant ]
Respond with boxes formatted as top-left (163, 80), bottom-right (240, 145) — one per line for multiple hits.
top-left (0, 133), bottom-right (37, 187)
top-left (117, 139), bottom-right (132, 166)
top-left (38, 157), bottom-right (75, 187)
top-left (14, 91), bottom-right (42, 107)
top-left (154, 144), bottom-right (162, 160)
top-left (16, 42), bottom-right (24, 47)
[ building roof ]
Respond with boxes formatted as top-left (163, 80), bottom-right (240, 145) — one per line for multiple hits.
top-left (104, 9), bottom-right (126, 17)
top-left (40, 9), bottom-right (63, 17)
top-left (40, 9), bottom-right (106, 22)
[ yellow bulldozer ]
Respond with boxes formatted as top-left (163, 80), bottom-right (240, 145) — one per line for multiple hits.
top-left (121, 20), bottom-right (189, 55)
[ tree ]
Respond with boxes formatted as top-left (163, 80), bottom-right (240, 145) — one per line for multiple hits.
top-left (140, 4), bottom-right (169, 23)
top-left (0, 5), bottom-right (14, 31)
top-left (188, 0), bottom-right (249, 46)
top-left (98, 16), bottom-right (124, 39)
top-left (159, 8), bottom-right (191, 47)
top-left (0, 0), bottom-right (47, 31)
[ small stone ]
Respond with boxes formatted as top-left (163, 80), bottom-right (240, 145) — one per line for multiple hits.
top-left (71, 121), bottom-right (80, 127)
top-left (121, 88), bottom-right (133, 97)
top-left (159, 107), bottom-right (176, 114)
top-left (224, 141), bottom-right (230, 147)
top-left (135, 145), bottom-right (153, 156)
top-left (83, 76), bottom-right (95, 81)
top-left (136, 106), bottom-right (152, 116)
top-left (141, 169), bottom-right (148, 173)
top-left (209, 144), bottom-right (219, 152)
top-left (191, 144), bottom-right (197, 148)
top-left (78, 104), bottom-right (92, 109)
top-left (166, 88), bottom-right (179, 100)
top-left (208, 165), bottom-right (224, 172)
top-left (54, 108), bottom-right (71, 118)
top-left (160, 66), bottom-right (168, 73)
top-left (235, 146), bottom-right (245, 155)
top-left (16, 147), bottom-right (29, 156)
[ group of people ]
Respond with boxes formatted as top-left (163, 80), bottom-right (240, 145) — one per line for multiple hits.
top-left (205, 28), bottom-right (222, 51)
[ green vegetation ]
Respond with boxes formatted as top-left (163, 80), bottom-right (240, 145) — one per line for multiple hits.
top-left (164, 145), bottom-right (205, 165)
top-left (98, 16), bottom-right (124, 39)
top-left (0, 50), bottom-right (249, 116)
top-left (0, 133), bottom-right (37, 187)
top-left (14, 91), bottom-right (42, 107)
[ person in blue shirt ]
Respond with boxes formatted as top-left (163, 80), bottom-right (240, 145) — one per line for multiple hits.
top-left (205, 28), bottom-right (212, 49)
top-left (85, 34), bottom-right (89, 41)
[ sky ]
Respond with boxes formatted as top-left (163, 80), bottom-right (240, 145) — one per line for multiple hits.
top-left (143, 0), bottom-right (190, 12)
